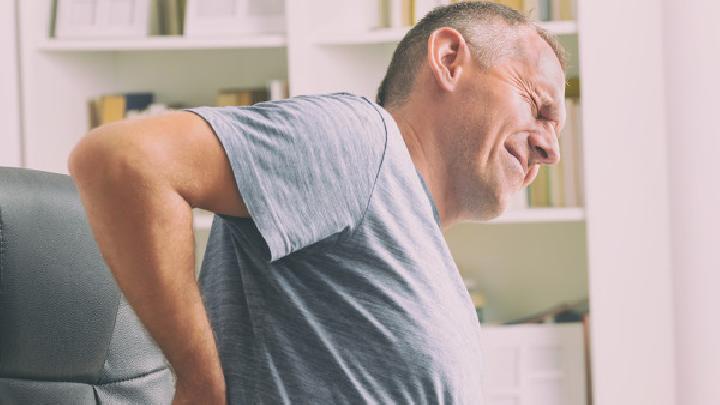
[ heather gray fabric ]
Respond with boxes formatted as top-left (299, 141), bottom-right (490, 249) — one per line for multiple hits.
top-left (186, 93), bottom-right (483, 404)
top-left (0, 167), bottom-right (175, 404)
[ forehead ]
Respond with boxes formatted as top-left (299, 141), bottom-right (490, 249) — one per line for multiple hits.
top-left (511, 28), bottom-right (566, 101)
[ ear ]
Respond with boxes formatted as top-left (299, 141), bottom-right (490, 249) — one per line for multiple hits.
top-left (426, 27), bottom-right (471, 93)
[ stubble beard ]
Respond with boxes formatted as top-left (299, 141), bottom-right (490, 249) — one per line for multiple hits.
top-left (448, 137), bottom-right (505, 222)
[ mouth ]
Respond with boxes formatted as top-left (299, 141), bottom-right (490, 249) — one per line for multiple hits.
top-left (505, 145), bottom-right (528, 180)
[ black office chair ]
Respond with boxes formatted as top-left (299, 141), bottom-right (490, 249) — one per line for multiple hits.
top-left (0, 167), bottom-right (175, 404)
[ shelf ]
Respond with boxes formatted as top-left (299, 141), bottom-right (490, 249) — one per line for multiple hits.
top-left (536, 20), bottom-right (578, 35)
top-left (482, 207), bottom-right (584, 224)
top-left (38, 35), bottom-right (287, 52)
top-left (315, 20), bottom-right (577, 46)
top-left (315, 27), bottom-right (411, 45)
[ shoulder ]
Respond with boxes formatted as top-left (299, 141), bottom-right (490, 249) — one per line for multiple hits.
top-left (273, 92), bottom-right (389, 130)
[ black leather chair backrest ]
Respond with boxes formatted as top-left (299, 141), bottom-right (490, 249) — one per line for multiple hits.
top-left (0, 167), bottom-right (174, 404)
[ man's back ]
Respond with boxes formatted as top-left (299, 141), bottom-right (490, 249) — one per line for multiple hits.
top-left (188, 93), bottom-right (483, 404)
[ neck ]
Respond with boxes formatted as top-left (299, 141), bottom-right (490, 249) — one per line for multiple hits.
top-left (388, 104), bottom-right (461, 230)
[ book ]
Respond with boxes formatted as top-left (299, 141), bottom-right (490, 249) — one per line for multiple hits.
top-left (87, 99), bottom-right (99, 130)
top-left (551, 0), bottom-right (575, 20)
top-left (49, 0), bottom-right (58, 38)
top-left (491, 0), bottom-right (524, 12)
top-left (504, 298), bottom-right (589, 324)
top-left (98, 95), bottom-right (126, 126)
top-left (149, 0), bottom-right (162, 35)
top-left (560, 98), bottom-right (583, 207)
top-left (88, 92), bottom-right (156, 129)
top-left (528, 164), bottom-right (551, 207)
top-left (566, 76), bottom-right (581, 99)
top-left (267, 80), bottom-right (288, 100)
top-left (216, 88), bottom-right (269, 107)
top-left (378, 0), bottom-right (391, 28)
top-left (523, 0), bottom-right (551, 21)
top-left (388, 0), bottom-right (414, 27)
top-left (573, 98), bottom-right (585, 207)
top-left (548, 159), bottom-right (565, 207)
top-left (164, 0), bottom-right (185, 36)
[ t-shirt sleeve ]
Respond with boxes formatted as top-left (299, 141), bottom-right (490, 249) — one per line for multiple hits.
top-left (184, 93), bottom-right (387, 262)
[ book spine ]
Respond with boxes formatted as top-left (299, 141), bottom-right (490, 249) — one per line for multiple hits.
top-left (405, 0), bottom-right (415, 26)
top-left (574, 98), bottom-right (585, 206)
top-left (528, 165), bottom-right (551, 207)
top-left (549, 162), bottom-right (565, 207)
top-left (389, 0), bottom-right (404, 27)
top-left (493, 0), bottom-right (525, 12)
top-left (268, 80), bottom-right (288, 100)
top-left (99, 95), bottom-right (126, 125)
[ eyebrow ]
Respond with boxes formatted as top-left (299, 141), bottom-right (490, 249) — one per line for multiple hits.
top-left (533, 87), bottom-right (556, 109)
top-left (533, 89), bottom-right (563, 131)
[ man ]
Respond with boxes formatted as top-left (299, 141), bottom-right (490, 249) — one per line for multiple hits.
top-left (69, 2), bottom-right (566, 404)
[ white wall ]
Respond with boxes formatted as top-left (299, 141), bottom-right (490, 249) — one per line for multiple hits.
top-left (579, 0), bottom-right (676, 404)
top-left (0, 0), bottom-right (23, 167)
top-left (663, 0), bottom-right (720, 404)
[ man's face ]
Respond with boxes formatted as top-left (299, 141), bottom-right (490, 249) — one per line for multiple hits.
top-left (447, 28), bottom-right (566, 220)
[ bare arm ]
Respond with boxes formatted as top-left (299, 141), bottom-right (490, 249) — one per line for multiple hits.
top-left (68, 111), bottom-right (249, 404)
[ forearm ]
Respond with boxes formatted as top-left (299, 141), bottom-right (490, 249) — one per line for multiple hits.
top-left (69, 134), bottom-right (225, 398)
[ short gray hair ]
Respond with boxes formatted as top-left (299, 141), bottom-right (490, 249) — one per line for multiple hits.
top-left (376, 2), bottom-right (567, 108)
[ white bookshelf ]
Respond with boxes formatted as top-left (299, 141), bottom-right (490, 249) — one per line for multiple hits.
top-left (14, 1), bottom-right (675, 403)
top-left (315, 27), bottom-right (411, 46)
top-left (38, 35), bottom-right (287, 51)
top-left (315, 20), bottom-right (577, 46)
top-left (487, 207), bottom-right (585, 224)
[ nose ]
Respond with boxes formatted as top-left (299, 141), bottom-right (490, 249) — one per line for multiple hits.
top-left (528, 128), bottom-right (560, 166)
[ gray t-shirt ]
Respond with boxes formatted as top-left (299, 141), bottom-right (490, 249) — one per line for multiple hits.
top-left (186, 93), bottom-right (483, 404)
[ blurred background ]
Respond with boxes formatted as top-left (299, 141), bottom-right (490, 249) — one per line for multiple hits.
top-left (0, 1), bottom-right (717, 404)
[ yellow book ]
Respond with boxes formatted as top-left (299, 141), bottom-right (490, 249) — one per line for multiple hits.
top-left (560, 98), bottom-right (582, 207)
top-left (493, 0), bottom-right (524, 11)
top-left (216, 88), bottom-right (269, 106)
top-left (99, 95), bottom-right (126, 125)
top-left (566, 76), bottom-right (581, 99)
top-left (451, 1), bottom-right (524, 13)
top-left (216, 93), bottom-right (239, 107)
top-left (528, 165), bottom-right (551, 207)
top-left (548, 161), bottom-right (565, 207)
top-left (558, 0), bottom-right (574, 20)
top-left (379, 0), bottom-right (391, 28)
top-left (407, 0), bottom-right (416, 25)
top-left (216, 91), bottom-right (253, 107)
